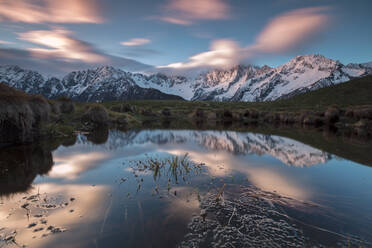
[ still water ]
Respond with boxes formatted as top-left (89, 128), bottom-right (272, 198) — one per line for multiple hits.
top-left (1, 130), bottom-right (372, 247)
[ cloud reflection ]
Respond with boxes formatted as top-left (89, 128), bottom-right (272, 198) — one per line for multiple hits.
top-left (0, 183), bottom-right (109, 248)
top-left (50, 152), bottom-right (110, 179)
top-left (169, 148), bottom-right (310, 200)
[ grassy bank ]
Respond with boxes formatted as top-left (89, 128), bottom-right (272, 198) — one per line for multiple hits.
top-left (1, 75), bottom-right (372, 147)
top-left (55, 75), bottom-right (372, 137)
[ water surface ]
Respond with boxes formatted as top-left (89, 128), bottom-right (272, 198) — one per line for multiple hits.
top-left (1, 130), bottom-right (372, 247)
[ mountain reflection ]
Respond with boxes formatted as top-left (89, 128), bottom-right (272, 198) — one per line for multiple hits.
top-left (58, 130), bottom-right (327, 200)
top-left (0, 130), bottom-right (330, 198)
top-left (77, 130), bottom-right (331, 167)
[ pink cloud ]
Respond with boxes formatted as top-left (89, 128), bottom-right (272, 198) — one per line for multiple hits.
top-left (161, 0), bottom-right (230, 25)
top-left (158, 40), bottom-right (242, 69)
top-left (18, 28), bottom-right (107, 63)
top-left (160, 7), bottom-right (331, 70)
top-left (0, 0), bottom-right (103, 24)
top-left (0, 40), bottom-right (14, 45)
top-left (252, 7), bottom-right (330, 53)
top-left (120, 38), bottom-right (151, 46)
top-left (160, 17), bottom-right (192, 26)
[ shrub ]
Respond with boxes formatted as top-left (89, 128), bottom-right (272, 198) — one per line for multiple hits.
top-left (114, 115), bottom-right (128, 126)
top-left (141, 108), bottom-right (154, 116)
top-left (111, 104), bottom-right (135, 113)
top-left (194, 108), bottom-right (204, 119)
top-left (244, 109), bottom-right (259, 119)
top-left (353, 106), bottom-right (372, 120)
top-left (82, 105), bottom-right (109, 126)
top-left (324, 107), bottom-right (340, 123)
top-left (222, 110), bottom-right (233, 120)
top-left (60, 101), bottom-right (74, 114)
top-left (162, 108), bottom-right (171, 117)
top-left (302, 115), bottom-right (323, 126)
top-left (264, 113), bottom-right (280, 123)
top-left (279, 113), bottom-right (295, 124)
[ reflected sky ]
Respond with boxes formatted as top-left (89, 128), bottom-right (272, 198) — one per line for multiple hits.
top-left (51, 152), bottom-right (111, 179)
top-left (1, 130), bottom-right (372, 247)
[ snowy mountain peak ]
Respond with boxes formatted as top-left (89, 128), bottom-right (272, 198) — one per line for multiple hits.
top-left (196, 65), bottom-right (257, 88)
top-left (294, 54), bottom-right (335, 63)
top-left (280, 54), bottom-right (339, 73)
top-left (94, 65), bottom-right (126, 76)
top-left (258, 65), bottom-right (272, 73)
top-left (66, 66), bottom-right (127, 80)
top-left (0, 54), bottom-right (371, 102)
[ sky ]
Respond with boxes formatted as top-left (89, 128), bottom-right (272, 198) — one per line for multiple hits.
top-left (0, 0), bottom-right (371, 76)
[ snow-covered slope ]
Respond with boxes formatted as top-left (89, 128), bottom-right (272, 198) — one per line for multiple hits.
top-left (1, 55), bottom-right (371, 102)
top-left (0, 65), bottom-right (47, 94)
top-left (0, 65), bottom-right (183, 101)
top-left (57, 66), bottom-right (184, 101)
top-left (231, 55), bottom-right (372, 101)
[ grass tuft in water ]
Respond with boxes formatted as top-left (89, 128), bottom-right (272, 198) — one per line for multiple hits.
top-left (124, 154), bottom-right (204, 197)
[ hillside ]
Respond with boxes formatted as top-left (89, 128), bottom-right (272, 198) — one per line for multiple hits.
top-left (286, 75), bottom-right (372, 106)
top-left (265, 75), bottom-right (372, 111)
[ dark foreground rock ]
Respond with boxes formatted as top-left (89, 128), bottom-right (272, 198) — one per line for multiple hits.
top-left (0, 83), bottom-right (51, 146)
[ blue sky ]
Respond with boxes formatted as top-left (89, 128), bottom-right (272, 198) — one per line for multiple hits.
top-left (0, 0), bottom-right (371, 75)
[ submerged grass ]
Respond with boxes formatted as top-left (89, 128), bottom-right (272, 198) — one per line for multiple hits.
top-left (133, 153), bottom-right (202, 183)
top-left (123, 154), bottom-right (205, 198)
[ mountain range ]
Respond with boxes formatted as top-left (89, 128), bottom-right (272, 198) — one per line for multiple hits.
top-left (1, 54), bottom-right (371, 102)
